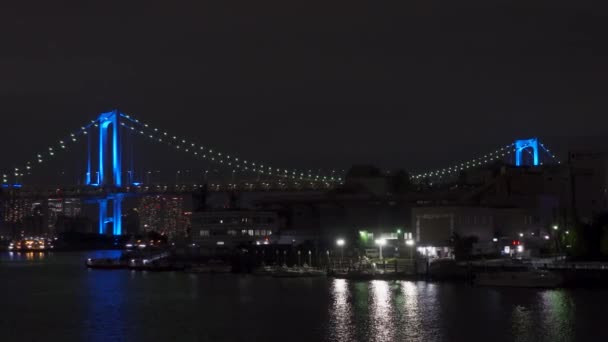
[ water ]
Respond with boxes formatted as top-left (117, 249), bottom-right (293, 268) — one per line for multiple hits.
top-left (1, 251), bottom-right (607, 342)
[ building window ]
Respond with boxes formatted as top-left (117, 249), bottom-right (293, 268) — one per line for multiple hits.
top-left (199, 230), bottom-right (210, 237)
top-left (227, 230), bottom-right (237, 236)
top-left (248, 229), bottom-right (254, 236)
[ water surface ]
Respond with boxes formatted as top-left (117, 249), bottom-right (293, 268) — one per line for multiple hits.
top-left (1, 251), bottom-right (606, 342)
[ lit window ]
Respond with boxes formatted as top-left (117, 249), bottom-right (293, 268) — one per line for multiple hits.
top-left (199, 230), bottom-right (210, 237)
top-left (248, 229), bottom-right (254, 236)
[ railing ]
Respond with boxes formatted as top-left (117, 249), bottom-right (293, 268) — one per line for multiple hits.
top-left (325, 257), bottom-right (417, 275)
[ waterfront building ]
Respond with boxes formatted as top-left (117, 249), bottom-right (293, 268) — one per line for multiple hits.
top-left (190, 210), bottom-right (279, 251)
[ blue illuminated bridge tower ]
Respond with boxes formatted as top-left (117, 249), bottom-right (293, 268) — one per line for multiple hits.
top-left (514, 138), bottom-right (539, 167)
top-left (86, 110), bottom-right (124, 235)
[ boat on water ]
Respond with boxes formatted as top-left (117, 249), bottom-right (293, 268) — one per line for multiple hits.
top-left (331, 257), bottom-right (383, 280)
top-left (252, 265), bottom-right (278, 276)
top-left (254, 264), bottom-right (326, 278)
top-left (474, 269), bottom-right (564, 288)
top-left (332, 269), bottom-right (383, 280)
top-left (273, 267), bottom-right (326, 278)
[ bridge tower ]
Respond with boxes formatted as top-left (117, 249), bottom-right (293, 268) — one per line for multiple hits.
top-left (514, 138), bottom-right (539, 167)
top-left (86, 110), bottom-right (124, 236)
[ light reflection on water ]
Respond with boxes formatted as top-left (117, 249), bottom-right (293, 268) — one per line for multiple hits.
top-left (1, 252), bottom-right (606, 342)
top-left (328, 279), bottom-right (443, 342)
top-left (539, 291), bottom-right (575, 341)
top-left (327, 280), bottom-right (591, 342)
top-left (329, 279), bottom-right (352, 341)
top-left (370, 280), bottom-right (392, 342)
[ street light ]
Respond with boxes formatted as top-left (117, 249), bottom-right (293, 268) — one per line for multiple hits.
top-left (375, 239), bottom-right (386, 260)
top-left (405, 239), bottom-right (415, 259)
top-left (336, 239), bottom-right (345, 267)
top-left (553, 225), bottom-right (559, 230)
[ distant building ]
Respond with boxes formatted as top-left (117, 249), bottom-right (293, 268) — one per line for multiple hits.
top-left (138, 195), bottom-right (190, 238)
top-left (190, 210), bottom-right (278, 250)
top-left (48, 198), bottom-right (82, 234)
top-left (0, 197), bottom-right (33, 236)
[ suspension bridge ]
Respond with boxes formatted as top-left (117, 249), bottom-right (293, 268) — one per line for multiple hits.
top-left (0, 110), bottom-right (560, 236)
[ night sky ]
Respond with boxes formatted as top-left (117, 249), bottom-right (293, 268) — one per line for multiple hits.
top-left (1, 1), bottom-right (607, 178)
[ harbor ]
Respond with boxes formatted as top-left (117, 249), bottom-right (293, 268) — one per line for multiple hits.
top-left (2, 250), bottom-right (608, 342)
top-left (80, 247), bottom-right (608, 289)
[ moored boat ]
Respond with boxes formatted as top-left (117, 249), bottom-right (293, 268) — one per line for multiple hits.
top-left (272, 265), bottom-right (326, 278)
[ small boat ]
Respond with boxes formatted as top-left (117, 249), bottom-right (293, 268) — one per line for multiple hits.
top-left (333, 269), bottom-right (382, 280)
top-left (252, 265), bottom-right (278, 276)
top-left (331, 257), bottom-right (383, 280)
top-left (85, 258), bottom-right (127, 270)
top-left (272, 265), bottom-right (326, 278)
top-left (474, 269), bottom-right (564, 288)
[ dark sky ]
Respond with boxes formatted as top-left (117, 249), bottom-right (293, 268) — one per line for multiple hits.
top-left (1, 0), bottom-right (607, 177)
